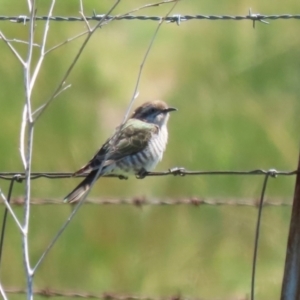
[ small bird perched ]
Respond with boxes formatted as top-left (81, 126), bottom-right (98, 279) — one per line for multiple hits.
top-left (64, 100), bottom-right (177, 203)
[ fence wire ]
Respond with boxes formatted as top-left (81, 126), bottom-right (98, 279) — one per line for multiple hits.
top-left (4, 288), bottom-right (248, 300)
top-left (1, 13), bottom-right (300, 24)
top-left (0, 6), bottom-right (298, 300)
top-left (0, 168), bottom-right (297, 181)
top-left (0, 168), bottom-right (292, 300)
top-left (0, 169), bottom-right (295, 208)
top-left (0, 197), bottom-right (292, 207)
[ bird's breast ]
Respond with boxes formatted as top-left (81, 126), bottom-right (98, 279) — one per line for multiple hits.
top-left (113, 126), bottom-right (168, 174)
top-left (143, 126), bottom-right (168, 171)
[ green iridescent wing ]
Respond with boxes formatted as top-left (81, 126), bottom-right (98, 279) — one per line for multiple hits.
top-left (74, 119), bottom-right (158, 175)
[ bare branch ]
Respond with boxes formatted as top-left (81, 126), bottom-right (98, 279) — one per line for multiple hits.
top-left (122, 0), bottom-right (180, 123)
top-left (32, 0), bottom-right (121, 272)
top-left (33, 130), bottom-right (115, 272)
top-left (26, 0), bottom-right (32, 12)
top-left (45, 30), bottom-right (88, 55)
top-left (37, 1), bottom-right (179, 178)
top-left (0, 31), bottom-right (26, 66)
top-left (33, 0), bottom-right (121, 123)
top-left (117, 0), bottom-right (178, 19)
top-left (32, 84), bottom-right (72, 117)
top-left (0, 36), bottom-right (40, 47)
top-left (30, 0), bottom-right (56, 92)
top-left (79, 0), bottom-right (91, 31)
top-left (0, 283), bottom-right (8, 300)
top-left (23, 7), bottom-right (35, 123)
top-left (22, 124), bottom-right (34, 297)
top-left (0, 189), bottom-right (24, 234)
top-left (45, 1), bottom-right (178, 56)
top-left (32, 0), bottom-right (184, 271)
top-left (22, 2), bottom-right (37, 299)
top-left (20, 106), bottom-right (28, 168)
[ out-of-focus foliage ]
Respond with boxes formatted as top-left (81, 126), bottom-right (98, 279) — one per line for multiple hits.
top-left (0, 1), bottom-right (299, 299)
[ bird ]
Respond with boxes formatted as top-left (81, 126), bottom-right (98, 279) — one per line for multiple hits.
top-left (63, 100), bottom-right (177, 203)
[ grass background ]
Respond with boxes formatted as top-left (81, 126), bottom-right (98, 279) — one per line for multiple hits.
top-left (0, 0), bottom-right (299, 299)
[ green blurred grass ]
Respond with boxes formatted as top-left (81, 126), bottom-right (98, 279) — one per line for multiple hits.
top-left (0, 0), bottom-right (299, 299)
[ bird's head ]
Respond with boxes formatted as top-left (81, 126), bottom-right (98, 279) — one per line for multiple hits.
top-left (131, 100), bottom-right (177, 127)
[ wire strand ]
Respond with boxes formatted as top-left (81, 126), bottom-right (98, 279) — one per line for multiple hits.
top-left (1, 13), bottom-right (300, 23)
top-left (0, 168), bottom-right (297, 181)
top-left (1, 197), bottom-right (292, 207)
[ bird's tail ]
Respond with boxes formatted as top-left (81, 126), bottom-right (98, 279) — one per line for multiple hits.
top-left (63, 170), bottom-right (98, 203)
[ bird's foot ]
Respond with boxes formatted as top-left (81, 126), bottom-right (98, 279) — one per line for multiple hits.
top-left (118, 175), bottom-right (128, 180)
top-left (136, 168), bottom-right (148, 179)
top-left (169, 167), bottom-right (186, 176)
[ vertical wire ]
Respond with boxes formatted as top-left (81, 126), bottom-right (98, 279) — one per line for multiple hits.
top-left (251, 172), bottom-right (271, 300)
top-left (0, 176), bottom-right (18, 271)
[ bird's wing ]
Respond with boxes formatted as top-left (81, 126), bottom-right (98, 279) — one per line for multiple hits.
top-left (74, 119), bottom-right (158, 175)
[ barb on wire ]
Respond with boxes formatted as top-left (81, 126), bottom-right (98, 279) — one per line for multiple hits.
top-left (1, 13), bottom-right (300, 23)
top-left (0, 168), bottom-right (297, 181)
top-left (2, 196), bottom-right (292, 207)
top-left (4, 288), bottom-right (249, 300)
top-left (248, 8), bottom-right (269, 28)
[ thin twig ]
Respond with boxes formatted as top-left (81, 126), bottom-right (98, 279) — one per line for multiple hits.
top-left (0, 31), bottom-right (26, 66)
top-left (45, 30), bottom-right (88, 55)
top-left (35, 0), bottom-right (174, 121)
top-left (122, 0), bottom-right (180, 123)
top-left (33, 1), bottom-right (120, 123)
top-left (32, 130), bottom-right (115, 273)
top-left (0, 36), bottom-right (40, 47)
top-left (0, 189), bottom-right (24, 233)
top-left (30, 0), bottom-right (56, 92)
top-left (32, 0), bottom-right (121, 273)
top-left (32, 0), bottom-right (181, 270)
top-left (20, 106), bottom-right (28, 168)
top-left (120, 0), bottom-right (178, 16)
top-left (26, 0), bottom-right (32, 12)
top-left (32, 84), bottom-right (72, 117)
top-left (0, 283), bottom-right (7, 300)
top-left (44, 0), bottom-right (178, 56)
top-left (79, 0), bottom-right (91, 31)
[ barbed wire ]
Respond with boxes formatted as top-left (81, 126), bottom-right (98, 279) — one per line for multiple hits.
top-left (1, 196), bottom-right (292, 207)
top-left (0, 168), bottom-right (297, 182)
top-left (0, 4), bottom-right (298, 300)
top-left (4, 288), bottom-right (248, 300)
top-left (1, 13), bottom-right (300, 25)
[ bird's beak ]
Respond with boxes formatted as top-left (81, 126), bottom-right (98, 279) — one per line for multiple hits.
top-left (164, 107), bottom-right (177, 113)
